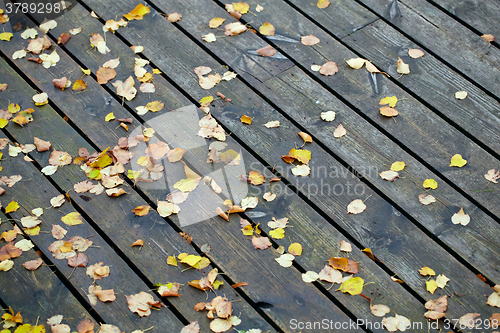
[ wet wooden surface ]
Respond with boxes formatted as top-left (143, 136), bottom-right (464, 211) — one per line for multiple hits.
top-left (0, 0), bottom-right (499, 332)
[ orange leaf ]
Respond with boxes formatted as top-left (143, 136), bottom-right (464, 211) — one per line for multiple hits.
top-left (72, 79), bottom-right (87, 91)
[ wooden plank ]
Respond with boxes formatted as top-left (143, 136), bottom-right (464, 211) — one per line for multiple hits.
top-left (349, 0), bottom-right (500, 97)
top-left (0, 213), bottom-right (97, 329)
top-left (0, 124), bottom-right (188, 331)
top-left (431, 0), bottom-right (500, 40)
top-left (288, 0), bottom-right (500, 158)
top-left (40, 5), bottom-right (451, 331)
top-left (71, 0), bottom-right (496, 321)
top-left (0, 22), bottom-right (360, 333)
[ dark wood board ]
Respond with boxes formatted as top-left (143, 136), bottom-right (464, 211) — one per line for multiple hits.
top-left (74, 0), bottom-right (497, 320)
top-left (0, 213), bottom-right (97, 330)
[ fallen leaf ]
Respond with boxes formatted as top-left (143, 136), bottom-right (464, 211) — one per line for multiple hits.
top-left (209, 17), bottom-right (225, 28)
top-left (131, 239), bottom-right (144, 247)
top-left (301, 35), bottom-right (320, 46)
top-left (321, 111), bottom-right (335, 121)
top-left (333, 124), bottom-right (346, 138)
top-left (418, 193), bottom-right (436, 205)
top-left (302, 271), bottom-right (319, 283)
top-left (256, 4), bottom-right (264, 12)
top-left (275, 253), bottom-right (294, 267)
top-left (288, 243), bottom-right (302, 256)
top-left (487, 291), bottom-right (500, 307)
top-left (61, 212), bottom-right (83, 226)
top-left (485, 169), bottom-right (500, 183)
top-left (49, 150), bottom-right (72, 166)
top-left (96, 67), bottom-right (117, 84)
top-left (347, 199), bottom-right (366, 214)
top-left (379, 96), bottom-right (398, 108)
top-left (426, 279), bottom-right (438, 294)
top-left (379, 170), bottom-right (399, 181)
top-left (126, 292), bottom-right (156, 317)
top-left (50, 194), bottom-right (65, 207)
top-left (318, 265), bottom-right (343, 284)
top-left (370, 303), bottom-right (390, 317)
top-left (317, 0), bottom-right (330, 8)
top-left (5, 201), bottom-right (20, 213)
top-left (408, 49), bottom-right (424, 58)
top-left (338, 276), bottom-right (364, 295)
top-left (167, 12), bottom-right (182, 23)
top-left (15, 239), bottom-right (34, 251)
top-left (112, 76), bottom-right (137, 100)
top-left (320, 61), bottom-right (338, 76)
top-left (423, 178), bottom-right (437, 189)
top-left (0, 259), bottom-right (14, 271)
top-left (13, 49), bottom-right (27, 60)
top-left (23, 258), bottom-right (43, 271)
top-left (259, 22), bottom-right (275, 36)
top-left (459, 313), bottom-right (480, 328)
top-left (202, 33), bottom-right (216, 43)
top-left (436, 274), bottom-right (450, 289)
top-left (123, 3), bottom-right (151, 20)
top-left (57, 33), bottom-right (71, 45)
top-left (451, 207), bottom-right (470, 226)
top-left (52, 225), bottom-right (67, 240)
top-left (256, 45), bottom-right (276, 57)
top-left (380, 106), bottom-right (398, 117)
top-left (481, 34), bottom-right (495, 43)
top-left (252, 236), bottom-right (272, 249)
top-left (424, 295), bottom-right (448, 320)
top-left (263, 120), bottom-right (280, 128)
top-left (94, 289), bottom-right (116, 302)
top-left (346, 58), bottom-right (366, 69)
top-left (241, 114), bottom-right (252, 124)
top-left (340, 240), bottom-right (352, 252)
top-left (450, 154), bottom-right (467, 167)
top-left (224, 22), bottom-right (247, 36)
top-left (33, 92), bottom-right (49, 106)
top-left (103, 58), bottom-right (120, 69)
top-left (419, 266), bottom-right (435, 276)
top-left (292, 164), bottom-right (310, 177)
top-left (86, 262), bottom-right (110, 279)
top-left (132, 205), bottom-right (150, 216)
top-left (39, 20), bottom-right (57, 33)
top-left (396, 57), bottom-right (410, 74)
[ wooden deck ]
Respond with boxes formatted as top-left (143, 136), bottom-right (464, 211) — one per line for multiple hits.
top-left (0, 0), bottom-right (499, 332)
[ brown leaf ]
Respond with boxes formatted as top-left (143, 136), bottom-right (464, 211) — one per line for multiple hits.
top-left (424, 295), bottom-right (447, 319)
top-left (301, 35), bottom-right (320, 46)
top-left (320, 61), bottom-right (338, 76)
top-left (86, 262), bottom-right (110, 280)
top-left (51, 224), bottom-right (67, 240)
top-left (216, 207), bottom-right (229, 221)
top-left (167, 12), bottom-right (182, 23)
top-left (67, 253), bottom-right (89, 268)
top-left (94, 289), bottom-right (116, 302)
top-left (52, 77), bottom-right (70, 90)
top-left (481, 34), bottom-right (495, 43)
top-left (0, 242), bottom-right (23, 261)
top-left (126, 291), bottom-right (156, 317)
top-left (57, 33), bottom-right (71, 45)
top-left (231, 282), bottom-right (248, 288)
top-left (49, 149), bottom-right (72, 166)
top-left (180, 322), bottom-right (200, 333)
top-left (77, 319), bottom-right (95, 333)
top-left (132, 205), bottom-right (150, 216)
top-left (23, 258), bottom-right (43, 270)
top-left (256, 45), bottom-right (277, 57)
top-left (379, 106), bottom-right (399, 117)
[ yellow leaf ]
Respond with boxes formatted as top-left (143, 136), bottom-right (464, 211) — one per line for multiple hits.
top-left (289, 148), bottom-right (311, 164)
top-left (174, 178), bottom-right (201, 193)
top-left (5, 201), bottom-right (20, 213)
top-left (61, 212), bottom-right (83, 225)
top-left (132, 205), bottom-right (150, 216)
top-left (288, 243), bottom-right (302, 256)
top-left (269, 228), bottom-right (285, 239)
top-left (219, 149), bottom-right (241, 165)
top-left (146, 100), bottom-right (164, 112)
top-left (8, 103), bottom-right (20, 113)
top-left (233, 2), bottom-right (250, 14)
top-left (248, 170), bottom-right (265, 185)
top-left (209, 17), bottom-right (225, 28)
top-left (423, 178), bottom-right (438, 189)
top-left (240, 114), bottom-right (252, 124)
top-left (180, 254), bottom-right (202, 267)
top-left (72, 79), bottom-right (87, 91)
top-left (418, 266), bottom-right (436, 276)
top-left (0, 119), bottom-right (8, 128)
top-left (450, 154), bottom-right (467, 167)
top-left (192, 257), bottom-right (210, 269)
top-left (0, 32), bottom-right (13, 41)
top-left (259, 22), bottom-right (275, 36)
top-left (241, 225), bottom-right (254, 236)
top-left (167, 255), bottom-right (177, 266)
top-left (426, 280), bottom-right (438, 294)
top-left (152, 68), bottom-right (162, 74)
top-left (105, 112), bottom-right (115, 122)
top-left (81, 68), bottom-right (91, 75)
top-left (338, 276), bottom-right (364, 295)
top-left (391, 161), bottom-right (405, 171)
top-left (199, 96), bottom-right (213, 107)
top-left (298, 132), bottom-right (313, 143)
top-left (379, 96), bottom-right (398, 108)
top-left (317, 0), bottom-right (330, 9)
